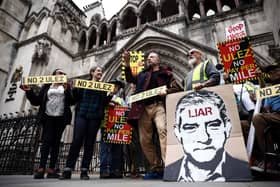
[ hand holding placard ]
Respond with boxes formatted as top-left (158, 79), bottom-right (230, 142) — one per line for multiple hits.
top-left (122, 50), bottom-right (130, 67)
top-left (129, 85), bottom-right (167, 103)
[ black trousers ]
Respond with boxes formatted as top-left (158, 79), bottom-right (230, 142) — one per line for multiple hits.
top-left (65, 116), bottom-right (101, 170)
top-left (39, 115), bottom-right (66, 169)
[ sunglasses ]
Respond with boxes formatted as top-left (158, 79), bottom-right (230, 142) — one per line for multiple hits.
top-left (187, 51), bottom-right (197, 57)
top-left (56, 71), bottom-right (66, 75)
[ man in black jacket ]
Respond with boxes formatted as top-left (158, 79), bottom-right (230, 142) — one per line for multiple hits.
top-left (122, 51), bottom-right (181, 179)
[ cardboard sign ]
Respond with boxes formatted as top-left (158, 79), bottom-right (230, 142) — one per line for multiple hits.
top-left (122, 51), bottom-right (145, 80)
top-left (128, 85), bottom-right (166, 103)
top-left (102, 106), bottom-right (132, 144)
top-left (21, 75), bottom-right (67, 85)
top-left (74, 79), bottom-right (115, 92)
top-left (164, 85), bottom-right (251, 182)
top-left (256, 84), bottom-right (280, 99)
top-left (225, 21), bottom-right (247, 40)
top-left (218, 37), bottom-right (257, 83)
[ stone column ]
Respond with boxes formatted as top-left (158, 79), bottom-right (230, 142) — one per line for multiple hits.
top-left (84, 36), bottom-right (89, 51)
top-left (234, 0), bottom-right (240, 8)
top-left (197, 0), bottom-right (205, 17)
top-left (116, 18), bottom-right (122, 35)
top-left (136, 13), bottom-right (141, 28)
top-left (107, 28), bottom-right (111, 44)
top-left (156, 5), bottom-right (161, 21)
top-left (184, 1), bottom-right (190, 23)
top-left (96, 31), bottom-right (100, 47)
top-left (216, 0), bottom-right (222, 13)
top-left (178, 0), bottom-right (184, 16)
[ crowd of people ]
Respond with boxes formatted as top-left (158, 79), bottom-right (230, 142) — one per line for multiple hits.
top-left (20, 48), bottom-right (280, 180)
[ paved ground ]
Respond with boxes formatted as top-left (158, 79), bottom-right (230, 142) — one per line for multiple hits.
top-left (0, 175), bottom-right (279, 187)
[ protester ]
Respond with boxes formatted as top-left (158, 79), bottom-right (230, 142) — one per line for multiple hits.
top-left (122, 50), bottom-right (181, 179)
top-left (233, 81), bottom-right (256, 123)
top-left (20, 68), bottom-right (73, 179)
top-left (99, 78), bottom-right (125, 179)
top-left (60, 66), bottom-right (118, 180)
top-left (183, 48), bottom-right (220, 91)
top-left (251, 63), bottom-right (280, 171)
top-left (125, 83), bottom-right (146, 178)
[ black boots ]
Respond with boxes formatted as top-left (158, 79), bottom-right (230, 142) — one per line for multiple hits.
top-left (100, 171), bottom-right (123, 179)
top-left (59, 170), bottom-right (72, 180)
top-left (46, 168), bottom-right (60, 178)
top-left (34, 168), bottom-right (61, 179)
top-left (80, 170), bottom-right (90, 180)
top-left (60, 169), bottom-right (89, 180)
top-left (33, 168), bottom-right (45, 179)
top-left (59, 168), bottom-right (90, 180)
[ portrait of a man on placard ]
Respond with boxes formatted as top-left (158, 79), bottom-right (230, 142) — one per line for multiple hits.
top-left (164, 86), bottom-right (252, 182)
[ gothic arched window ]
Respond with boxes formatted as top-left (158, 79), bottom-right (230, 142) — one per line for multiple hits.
top-left (121, 8), bottom-right (137, 30)
top-left (140, 2), bottom-right (156, 24)
top-left (161, 0), bottom-right (179, 18)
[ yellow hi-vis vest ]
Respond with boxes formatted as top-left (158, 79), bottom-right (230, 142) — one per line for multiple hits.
top-left (184, 60), bottom-right (209, 91)
top-left (244, 81), bottom-right (255, 93)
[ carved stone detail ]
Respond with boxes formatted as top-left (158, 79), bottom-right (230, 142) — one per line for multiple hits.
top-left (32, 38), bottom-right (52, 65)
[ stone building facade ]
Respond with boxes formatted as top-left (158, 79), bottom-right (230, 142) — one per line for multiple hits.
top-left (0, 0), bottom-right (279, 118)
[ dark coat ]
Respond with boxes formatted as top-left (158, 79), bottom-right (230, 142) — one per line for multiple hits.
top-left (164, 152), bottom-right (252, 182)
top-left (71, 87), bottom-right (113, 120)
top-left (125, 65), bottom-right (181, 122)
top-left (26, 84), bottom-right (74, 125)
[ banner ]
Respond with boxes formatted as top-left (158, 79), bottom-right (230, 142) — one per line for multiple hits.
top-left (121, 51), bottom-right (145, 80)
top-left (128, 85), bottom-right (166, 103)
top-left (218, 37), bottom-right (257, 83)
top-left (21, 75), bottom-right (67, 85)
top-left (102, 106), bottom-right (132, 144)
top-left (74, 79), bottom-right (115, 92)
top-left (164, 85), bottom-right (251, 182)
top-left (256, 84), bottom-right (280, 99)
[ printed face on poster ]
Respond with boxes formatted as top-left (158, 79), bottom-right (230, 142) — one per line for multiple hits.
top-left (164, 85), bottom-right (251, 182)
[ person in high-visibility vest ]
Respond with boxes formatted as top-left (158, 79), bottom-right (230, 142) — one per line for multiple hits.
top-left (183, 48), bottom-right (220, 91)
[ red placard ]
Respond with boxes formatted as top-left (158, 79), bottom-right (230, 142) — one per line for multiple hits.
top-left (102, 106), bottom-right (132, 144)
top-left (218, 37), bottom-right (257, 83)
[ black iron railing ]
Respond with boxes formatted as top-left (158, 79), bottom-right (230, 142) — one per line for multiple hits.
top-left (0, 114), bottom-right (149, 175)
top-left (0, 115), bottom-right (41, 174)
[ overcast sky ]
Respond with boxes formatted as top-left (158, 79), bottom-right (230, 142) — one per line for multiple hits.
top-left (73, 0), bottom-right (127, 19)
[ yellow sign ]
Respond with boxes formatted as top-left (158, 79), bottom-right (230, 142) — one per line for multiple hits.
top-left (256, 84), bottom-right (280, 99)
top-left (122, 51), bottom-right (145, 80)
top-left (129, 85), bottom-right (167, 103)
top-left (74, 79), bottom-right (115, 92)
top-left (22, 75), bottom-right (67, 85)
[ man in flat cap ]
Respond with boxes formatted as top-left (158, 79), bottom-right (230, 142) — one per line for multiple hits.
top-left (183, 48), bottom-right (220, 91)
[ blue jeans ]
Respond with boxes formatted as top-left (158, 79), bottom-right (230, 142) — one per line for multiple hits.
top-left (66, 116), bottom-right (101, 170)
top-left (99, 133), bottom-right (123, 174)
